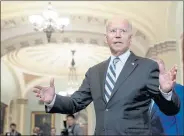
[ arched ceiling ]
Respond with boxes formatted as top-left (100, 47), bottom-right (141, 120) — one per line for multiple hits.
top-left (1, 1), bottom-right (179, 74)
top-left (1, 1), bottom-right (177, 43)
top-left (1, 1), bottom-right (182, 98)
top-left (3, 43), bottom-right (111, 76)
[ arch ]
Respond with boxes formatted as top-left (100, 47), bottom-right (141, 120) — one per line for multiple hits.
top-left (1, 59), bottom-right (21, 105)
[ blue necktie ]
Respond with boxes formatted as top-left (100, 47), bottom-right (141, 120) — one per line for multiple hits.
top-left (105, 57), bottom-right (120, 102)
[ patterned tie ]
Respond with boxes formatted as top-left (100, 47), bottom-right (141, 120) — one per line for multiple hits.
top-left (105, 57), bottom-right (120, 102)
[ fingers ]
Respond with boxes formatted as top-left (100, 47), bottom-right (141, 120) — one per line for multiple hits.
top-left (33, 88), bottom-right (40, 93)
top-left (50, 78), bottom-right (55, 87)
top-left (34, 85), bottom-right (43, 90)
top-left (158, 60), bottom-right (166, 74)
top-left (32, 85), bottom-right (46, 102)
top-left (170, 65), bottom-right (177, 73)
top-left (170, 65), bottom-right (177, 81)
top-left (35, 93), bottom-right (41, 97)
top-left (150, 57), bottom-right (167, 74)
top-left (33, 88), bottom-right (43, 99)
top-left (171, 79), bottom-right (176, 88)
top-left (172, 71), bottom-right (177, 80)
top-left (35, 92), bottom-right (45, 102)
top-left (35, 94), bottom-right (44, 101)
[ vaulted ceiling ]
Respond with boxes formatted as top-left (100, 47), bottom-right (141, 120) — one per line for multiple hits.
top-left (1, 1), bottom-right (182, 102)
top-left (1, 1), bottom-right (179, 42)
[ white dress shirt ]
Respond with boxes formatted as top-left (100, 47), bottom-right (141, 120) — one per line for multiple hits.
top-left (107, 49), bottom-right (131, 80)
top-left (45, 50), bottom-right (172, 111)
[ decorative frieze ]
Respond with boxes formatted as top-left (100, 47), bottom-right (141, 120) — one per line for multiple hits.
top-left (146, 41), bottom-right (176, 57)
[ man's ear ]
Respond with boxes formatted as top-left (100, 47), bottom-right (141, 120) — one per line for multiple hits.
top-left (129, 34), bottom-right (133, 39)
top-left (128, 34), bottom-right (133, 43)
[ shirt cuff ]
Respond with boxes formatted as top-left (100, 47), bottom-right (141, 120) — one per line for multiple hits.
top-left (45, 94), bottom-right (56, 107)
top-left (159, 86), bottom-right (173, 101)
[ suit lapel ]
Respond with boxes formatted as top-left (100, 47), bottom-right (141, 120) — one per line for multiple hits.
top-left (107, 52), bottom-right (139, 102)
top-left (99, 58), bottom-right (110, 104)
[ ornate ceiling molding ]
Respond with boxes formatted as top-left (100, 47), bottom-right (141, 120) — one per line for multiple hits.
top-left (1, 30), bottom-right (147, 57)
top-left (1, 15), bottom-right (108, 30)
top-left (145, 41), bottom-right (177, 58)
top-left (1, 15), bottom-right (148, 40)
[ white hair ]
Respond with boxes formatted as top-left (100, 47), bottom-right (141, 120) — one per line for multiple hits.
top-left (105, 17), bottom-right (133, 33)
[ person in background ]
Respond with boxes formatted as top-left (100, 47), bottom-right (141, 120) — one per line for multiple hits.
top-left (5, 123), bottom-right (21, 136)
top-left (66, 114), bottom-right (83, 135)
top-left (38, 117), bottom-right (50, 135)
top-left (50, 127), bottom-right (56, 136)
top-left (151, 83), bottom-right (183, 135)
top-left (151, 58), bottom-right (184, 135)
top-left (32, 127), bottom-right (40, 136)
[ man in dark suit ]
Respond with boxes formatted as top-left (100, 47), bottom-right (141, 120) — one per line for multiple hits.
top-left (33, 16), bottom-right (180, 135)
top-left (5, 123), bottom-right (21, 136)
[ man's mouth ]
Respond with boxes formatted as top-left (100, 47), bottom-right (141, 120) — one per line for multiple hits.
top-left (114, 42), bottom-right (123, 44)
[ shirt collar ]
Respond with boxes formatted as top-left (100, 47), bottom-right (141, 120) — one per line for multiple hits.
top-left (110, 49), bottom-right (131, 63)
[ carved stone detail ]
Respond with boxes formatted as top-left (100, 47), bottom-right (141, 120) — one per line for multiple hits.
top-left (16, 99), bottom-right (28, 105)
top-left (1, 28), bottom-right (148, 57)
top-left (146, 41), bottom-right (176, 57)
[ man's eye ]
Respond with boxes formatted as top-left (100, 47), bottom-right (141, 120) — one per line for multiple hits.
top-left (110, 30), bottom-right (116, 32)
top-left (121, 29), bottom-right (127, 32)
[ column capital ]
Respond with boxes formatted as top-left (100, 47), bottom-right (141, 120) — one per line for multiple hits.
top-left (16, 98), bottom-right (28, 104)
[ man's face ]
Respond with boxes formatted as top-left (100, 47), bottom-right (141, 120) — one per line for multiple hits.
top-left (66, 117), bottom-right (75, 126)
top-left (51, 128), bottom-right (56, 135)
top-left (105, 18), bottom-right (132, 56)
top-left (10, 125), bottom-right (16, 131)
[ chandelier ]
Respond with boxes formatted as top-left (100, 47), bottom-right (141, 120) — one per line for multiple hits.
top-left (29, 2), bottom-right (70, 43)
top-left (67, 50), bottom-right (79, 92)
top-left (58, 50), bottom-right (78, 96)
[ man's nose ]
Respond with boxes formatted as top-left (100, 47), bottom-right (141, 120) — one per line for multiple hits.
top-left (115, 31), bottom-right (121, 38)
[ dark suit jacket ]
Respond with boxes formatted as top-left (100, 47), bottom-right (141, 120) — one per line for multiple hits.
top-left (46, 52), bottom-right (180, 135)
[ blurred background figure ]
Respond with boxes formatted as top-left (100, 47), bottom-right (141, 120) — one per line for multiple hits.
top-left (150, 56), bottom-right (184, 135)
top-left (38, 116), bottom-right (50, 135)
top-left (32, 127), bottom-right (40, 136)
top-left (5, 123), bottom-right (21, 136)
top-left (151, 83), bottom-right (184, 135)
top-left (66, 114), bottom-right (83, 135)
top-left (50, 127), bottom-right (56, 136)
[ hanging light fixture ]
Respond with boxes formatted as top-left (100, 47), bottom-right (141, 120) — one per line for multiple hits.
top-left (29, 2), bottom-right (70, 43)
top-left (58, 50), bottom-right (78, 96)
top-left (67, 50), bottom-right (78, 93)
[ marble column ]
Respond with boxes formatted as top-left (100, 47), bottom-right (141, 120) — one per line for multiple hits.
top-left (16, 98), bottom-right (28, 134)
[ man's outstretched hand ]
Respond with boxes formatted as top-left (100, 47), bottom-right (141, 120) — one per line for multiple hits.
top-left (152, 58), bottom-right (177, 93)
top-left (32, 78), bottom-right (55, 103)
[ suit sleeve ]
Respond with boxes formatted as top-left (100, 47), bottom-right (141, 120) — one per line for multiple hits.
top-left (45, 68), bottom-right (93, 114)
top-left (146, 61), bottom-right (180, 116)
